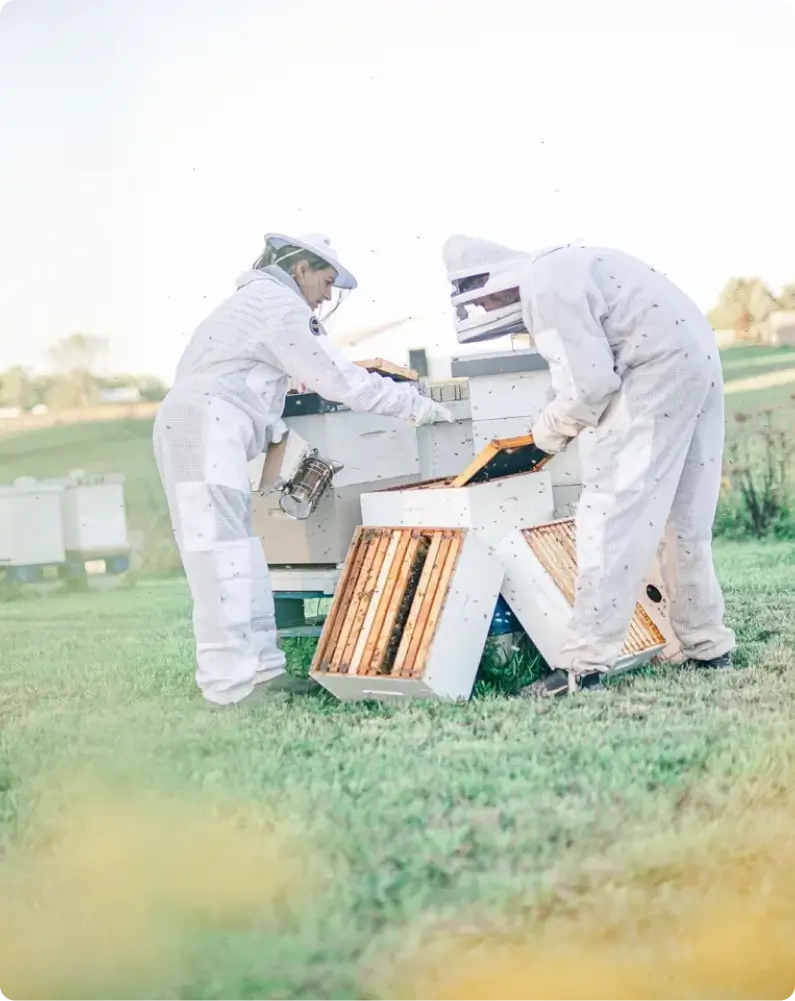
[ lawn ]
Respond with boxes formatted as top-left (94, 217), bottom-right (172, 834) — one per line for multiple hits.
top-left (1, 344), bottom-right (794, 998)
top-left (1, 540), bottom-right (794, 999)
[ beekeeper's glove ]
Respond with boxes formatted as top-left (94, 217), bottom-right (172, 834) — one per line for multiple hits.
top-left (407, 397), bottom-right (454, 427)
top-left (269, 419), bottom-right (288, 444)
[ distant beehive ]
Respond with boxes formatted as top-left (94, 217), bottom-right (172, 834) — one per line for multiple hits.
top-left (310, 525), bottom-right (503, 702)
top-left (498, 519), bottom-right (667, 673)
top-left (50, 471), bottom-right (130, 558)
top-left (0, 479), bottom-right (66, 567)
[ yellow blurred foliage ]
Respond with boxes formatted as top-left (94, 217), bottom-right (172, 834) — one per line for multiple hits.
top-left (388, 799), bottom-right (795, 1001)
top-left (0, 788), bottom-right (321, 1000)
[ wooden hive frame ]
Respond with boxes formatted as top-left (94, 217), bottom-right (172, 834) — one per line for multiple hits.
top-left (369, 434), bottom-right (554, 497)
top-left (521, 520), bottom-right (665, 657)
top-left (449, 434), bottom-right (552, 488)
top-left (312, 526), bottom-right (465, 679)
top-left (497, 517), bottom-right (669, 673)
top-left (353, 359), bottom-right (419, 382)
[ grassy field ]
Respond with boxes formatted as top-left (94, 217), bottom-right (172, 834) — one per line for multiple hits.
top-left (1, 344), bottom-right (794, 998)
top-left (1, 540), bottom-right (794, 999)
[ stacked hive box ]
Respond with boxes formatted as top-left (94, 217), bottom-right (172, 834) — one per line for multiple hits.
top-left (451, 349), bottom-right (583, 517)
top-left (310, 436), bottom-right (550, 702)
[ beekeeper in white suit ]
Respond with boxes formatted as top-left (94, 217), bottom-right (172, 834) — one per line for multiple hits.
top-left (443, 235), bottom-right (736, 697)
top-left (154, 232), bottom-right (452, 707)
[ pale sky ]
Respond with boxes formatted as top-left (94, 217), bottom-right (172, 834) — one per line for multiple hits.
top-left (1, 0), bottom-right (794, 381)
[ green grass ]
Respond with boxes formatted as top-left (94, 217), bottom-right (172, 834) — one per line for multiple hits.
top-left (1, 541), bottom-right (794, 998)
top-left (721, 344), bottom-right (795, 416)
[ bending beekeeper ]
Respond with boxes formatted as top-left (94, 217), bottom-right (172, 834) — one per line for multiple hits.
top-left (443, 235), bottom-right (736, 698)
top-left (154, 232), bottom-right (452, 707)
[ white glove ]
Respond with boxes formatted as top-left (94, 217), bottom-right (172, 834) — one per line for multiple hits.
top-left (531, 410), bottom-right (571, 455)
top-left (269, 419), bottom-right (288, 445)
top-left (407, 397), bottom-right (454, 427)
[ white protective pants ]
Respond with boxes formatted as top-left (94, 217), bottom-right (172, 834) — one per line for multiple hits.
top-left (556, 354), bottom-right (736, 676)
top-left (153, 394), bottom-right (286, 705)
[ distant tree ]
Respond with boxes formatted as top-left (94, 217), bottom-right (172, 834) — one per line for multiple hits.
top-left (0, 366), bottom-right (38, 409)
top-left (708, 278), bottom-right (781, 341)
top-left (133, 375), bottom-right (169, 402)
top-left (778, 281), bottom-right (795, 312)
top-left (47, 332), bottom-right (109, 375)
top-left (45, 371), bottom-right (100, 409)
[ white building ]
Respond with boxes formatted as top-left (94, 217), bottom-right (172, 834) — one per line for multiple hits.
top-left (769, 311), bottom-right (795, 347)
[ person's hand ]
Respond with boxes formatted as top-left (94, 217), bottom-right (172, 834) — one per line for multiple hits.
top-left (408, 397), bottom-right (454, 427)
top-left (269, 419), bottom-right (288, 444)
top-left (530, 423), bottom-right (570, 454)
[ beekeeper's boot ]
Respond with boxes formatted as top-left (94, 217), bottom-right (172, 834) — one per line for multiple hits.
top-left (518, 669), bottom-right (603, 699)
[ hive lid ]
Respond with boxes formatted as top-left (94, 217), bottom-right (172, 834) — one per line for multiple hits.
top-left (353, 358), bottom-right (419, 382)
top-left (449, 434), bottom-right (551, 488)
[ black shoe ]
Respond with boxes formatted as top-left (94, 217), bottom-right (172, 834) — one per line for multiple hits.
top-left (686, 652), bottom-right (734, 670)
top-left (518, 669), bottom-right (603, 699)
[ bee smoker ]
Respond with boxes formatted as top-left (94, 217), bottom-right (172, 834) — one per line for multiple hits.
top-left (279, 451), bottom-right (344, 521)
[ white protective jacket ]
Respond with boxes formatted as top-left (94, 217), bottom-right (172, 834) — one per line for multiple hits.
top-left (170, 266), bottom-right (429, 453)
top-left (447, 239), bottom-right (736, 676)
top-left (153, 266), bottom-right (434, 706)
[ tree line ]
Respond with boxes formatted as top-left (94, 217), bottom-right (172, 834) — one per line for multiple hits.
top-left (0, 334), bottom-right (168, 412)
top-left (708, 278), bottom-right (795, 341)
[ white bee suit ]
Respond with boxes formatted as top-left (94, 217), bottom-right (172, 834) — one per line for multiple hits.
top-left (154, 266), bottom-right (438, 705)
top-left (446, 239), bottom-right (736, 676)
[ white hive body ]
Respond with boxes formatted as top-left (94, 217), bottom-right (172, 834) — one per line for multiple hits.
top-left (361, 433), bottom-right (556, 549)
top-left (310, 526), bottom-right (503, 702)
top-left (57, 472), bottom-right (130, 558)
top-left (416, 380), bottom-right (473, 482)
top-left (360, 472), bottom-right (554, 550)
top-left (0, 480), bottom-right (66, 567)
top-left (497, 519), bottom-right (668, 675)
top-left (252, 405), bottom-right (422, 566)
top-left (451, 349), bottom-right (584, 517)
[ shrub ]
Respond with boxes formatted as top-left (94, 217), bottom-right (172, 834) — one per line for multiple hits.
top-left (715, 400), bottom-right (795, 539)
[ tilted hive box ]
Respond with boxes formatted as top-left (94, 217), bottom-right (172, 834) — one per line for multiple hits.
top-left (309, 525), bottom-right (503, 702)
top-left (451, 348), bottom-right (583, 517)
top-left (498, 519), bottom-right (669, 674)
top-left (360, 435), bottom-right (556, 548)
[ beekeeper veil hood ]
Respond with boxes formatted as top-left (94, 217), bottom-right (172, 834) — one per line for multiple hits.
top-left (257, 232), bottom-right (357, 321)
top-left (443, 234), bottom-right (530, 344)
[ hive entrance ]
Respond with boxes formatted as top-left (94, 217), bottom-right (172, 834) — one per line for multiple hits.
top-left (521, 519), bottom-right (665, 655)
top-left (312, 527), bottom-right (464, 678)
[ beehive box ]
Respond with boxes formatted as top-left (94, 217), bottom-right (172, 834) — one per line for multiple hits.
top-left (57, 472), bottom-right (129, 557)
top-left (498, 519), bottom-right (669, 674)
top-left (360, 435), bottom-right (555, 548)
top-left (0, 480), bottom-right (66, 566)
top-left (310, 526), bottom-right (503, 702)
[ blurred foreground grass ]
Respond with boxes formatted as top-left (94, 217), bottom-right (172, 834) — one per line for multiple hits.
top-left (1, 540), bottom-right (794, 998)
